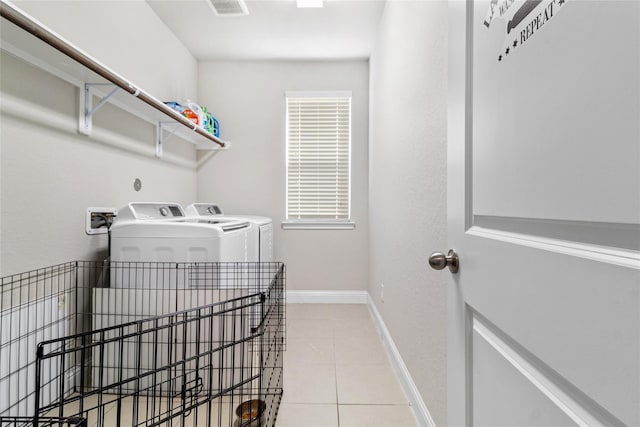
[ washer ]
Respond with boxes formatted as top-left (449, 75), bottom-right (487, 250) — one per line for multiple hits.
top-left (110, 202), bottom-right (252, 287)
top-left (185, 203), bottom-right (273, 262)
top-left (99, 202), bottom-right (255, 391)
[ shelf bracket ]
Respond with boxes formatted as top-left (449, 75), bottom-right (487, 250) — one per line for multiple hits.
top-left (156, 121), bottom-right (181, 158)
top-left (79, 83), bottom-right (120, 136)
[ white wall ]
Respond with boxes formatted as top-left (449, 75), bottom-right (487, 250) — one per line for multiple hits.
top-left (11, 0), bottom-right (197, 101)
top-left (0, 1), bottom-right (200, 275)
top-left (369, 1), bottom-right (448, 425)
top-left (197, 61), bottom-right (369, 291)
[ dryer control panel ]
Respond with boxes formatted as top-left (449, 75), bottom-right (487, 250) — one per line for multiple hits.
top-left (189, 204), bottom-right (223, 217)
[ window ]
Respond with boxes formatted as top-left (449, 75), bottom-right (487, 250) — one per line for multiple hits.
top-left (284, 91), bottom-right (353, 229)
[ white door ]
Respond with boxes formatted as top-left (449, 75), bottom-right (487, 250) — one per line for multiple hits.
top-left (446, 1), bottom-right (639, 426)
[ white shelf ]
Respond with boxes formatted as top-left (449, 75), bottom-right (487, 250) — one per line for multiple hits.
top-left (0, 1), bottom-right (228, 155)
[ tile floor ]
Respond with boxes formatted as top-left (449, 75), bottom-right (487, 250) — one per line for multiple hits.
top-left (277, 303), bottom-right (419, 427)
top-left (39, 303), bottom-right (418, 426)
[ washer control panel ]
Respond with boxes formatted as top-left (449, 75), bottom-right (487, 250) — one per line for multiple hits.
top-left (129, 203), bottom-right (185, 220)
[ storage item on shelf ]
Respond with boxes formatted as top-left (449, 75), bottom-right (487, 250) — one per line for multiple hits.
top-left (164, 102), bottom-right (220, 137)
top-left (183, 99), bottom-right (205, 128)
top-left (203, 106), bottom-right (221, 137)
top-left (164, 101), bottom-right (183, 112)
top-left (164, 101), bottom-right (200, 127)
top-left (182, 107), bottom-right (200, 126)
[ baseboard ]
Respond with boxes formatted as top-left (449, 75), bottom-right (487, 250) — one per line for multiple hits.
top-left (286, 290), bottom-right (368, 304)
top-left (367, 294), bottom-right (437, 427)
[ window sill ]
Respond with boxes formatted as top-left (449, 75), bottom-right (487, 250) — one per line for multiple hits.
top-left (281, 220), bottom-right (356, 230)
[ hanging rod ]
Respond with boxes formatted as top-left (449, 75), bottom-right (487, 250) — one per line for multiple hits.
top-left (0, 0), bottom-right (226, 148)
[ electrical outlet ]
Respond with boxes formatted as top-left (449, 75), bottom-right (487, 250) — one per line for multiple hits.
top-left (86, 207), bottom-right (117, 235)
top-left (380, 282), bottom-right (384, 303)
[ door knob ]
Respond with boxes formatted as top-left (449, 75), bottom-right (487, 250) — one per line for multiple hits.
top-left (429, 250), bottom-right (459, 273)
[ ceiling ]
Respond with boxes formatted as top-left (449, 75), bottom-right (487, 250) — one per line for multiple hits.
top-left (146, 0), bottom-right (386, 61)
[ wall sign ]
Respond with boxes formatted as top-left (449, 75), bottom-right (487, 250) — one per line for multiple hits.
top-left (484, 0), bottom-right (568, 62)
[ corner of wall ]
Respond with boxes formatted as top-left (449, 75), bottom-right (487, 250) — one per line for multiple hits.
top-left (367, 1), bottom-right (449, 425)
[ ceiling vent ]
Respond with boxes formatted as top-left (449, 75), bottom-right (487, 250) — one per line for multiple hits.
top-left (207, 0), bottom-right (249, 16)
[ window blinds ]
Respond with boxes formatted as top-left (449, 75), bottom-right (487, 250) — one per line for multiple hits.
top-left (286, 95), bottom-right (351, 220)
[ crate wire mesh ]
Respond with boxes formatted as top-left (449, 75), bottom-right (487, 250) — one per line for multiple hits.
top-left (0, 261), bottom-right (285, 426)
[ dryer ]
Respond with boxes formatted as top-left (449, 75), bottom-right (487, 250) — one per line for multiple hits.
top-left (185, 203), bottom-right (273, 262)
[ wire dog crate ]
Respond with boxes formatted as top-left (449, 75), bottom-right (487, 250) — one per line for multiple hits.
top-left (0, 261), bottom-right (285, 426)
